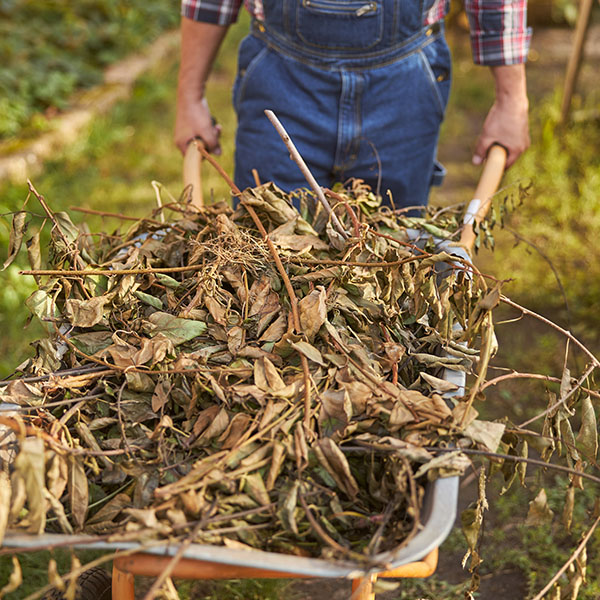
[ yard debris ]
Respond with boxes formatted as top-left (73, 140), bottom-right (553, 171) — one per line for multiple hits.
top-left (3, 170), bottom-right (595, 600)
top-left (0, 178), bottom-right (493, 564)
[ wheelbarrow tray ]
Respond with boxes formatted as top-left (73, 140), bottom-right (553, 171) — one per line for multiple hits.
top-left (3, 475), bottom-right (458, 578)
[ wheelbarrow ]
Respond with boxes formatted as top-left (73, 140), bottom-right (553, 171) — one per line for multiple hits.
top-left (1, 143), bottom-right (506, 599)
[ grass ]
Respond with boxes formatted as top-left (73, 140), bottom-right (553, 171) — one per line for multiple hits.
top-left (1, 14), bottom-right (599, 600)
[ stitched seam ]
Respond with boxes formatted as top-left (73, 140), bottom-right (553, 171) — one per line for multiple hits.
top-left (235, 46), bottom-right (270, 112)
top-left (418, 48), bottom-right (444, 119)
top-left (252, 23), bottom-right (442, 69)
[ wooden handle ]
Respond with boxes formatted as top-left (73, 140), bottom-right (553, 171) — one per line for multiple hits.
top-left (183, 140), bottom-right (204, 209)
top-left (460, 144), bottom-right (508, 252)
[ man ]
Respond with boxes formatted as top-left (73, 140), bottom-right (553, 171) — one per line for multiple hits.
top-left (175, 0), bottom-right (530, 209)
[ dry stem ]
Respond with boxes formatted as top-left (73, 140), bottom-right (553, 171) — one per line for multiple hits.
top-left (530, 514), bottom-right (600, 600)
top-left (264, 110), bottom-right (348, 240)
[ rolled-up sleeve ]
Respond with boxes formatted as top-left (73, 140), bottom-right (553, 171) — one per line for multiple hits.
top-left (465, 0), bottom-right (532, 66)
top-left (181, 0), bottom-right (244, 25)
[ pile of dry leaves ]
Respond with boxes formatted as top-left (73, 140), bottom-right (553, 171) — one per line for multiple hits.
top-left (0, 160), bottom-right (597, 599)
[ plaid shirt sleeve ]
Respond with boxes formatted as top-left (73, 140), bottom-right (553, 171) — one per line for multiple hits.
top-left (465, 0), bottom-right (532, 66)
top-left (181, 0), bottom-right (244, 25)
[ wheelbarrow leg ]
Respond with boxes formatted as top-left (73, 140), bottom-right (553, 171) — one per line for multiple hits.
top-left (112, 558), bottom-right (135, 600)
top-left (351, 574), bottom-right (376, 599)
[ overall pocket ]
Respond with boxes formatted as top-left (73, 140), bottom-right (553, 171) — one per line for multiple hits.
top-left (418, 34), bottom-right (452, 120)
top-left (233, 35), bottom-right (270, 113)
top-left (294, 0), bottom-right (383, 50)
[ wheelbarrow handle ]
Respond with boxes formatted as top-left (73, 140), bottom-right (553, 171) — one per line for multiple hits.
top-left (460, 144), bottom-right (508, 252)
top-left (183, 139), bottom-right (204, 209)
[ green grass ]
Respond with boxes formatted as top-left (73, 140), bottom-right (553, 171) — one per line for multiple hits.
top-left (0, 0), bottom-right (178, 140)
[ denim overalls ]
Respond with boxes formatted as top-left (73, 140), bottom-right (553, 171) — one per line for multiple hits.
top-left (233, 0), bottom-right (451, 210)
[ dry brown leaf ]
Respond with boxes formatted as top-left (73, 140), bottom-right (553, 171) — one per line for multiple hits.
top-left (298, 287), bottom-right (327, 341)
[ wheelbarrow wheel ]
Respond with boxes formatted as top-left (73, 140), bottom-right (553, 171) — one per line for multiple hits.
top-left (42, 566), bottom-right (112, 600)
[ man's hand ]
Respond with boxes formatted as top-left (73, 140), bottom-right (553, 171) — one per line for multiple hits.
top-left (175, 95), bottom-right (221, 155)
top-left (174, 18), bottom-right (229, 155)
top-left (473, 64), bottom-right (530, 169)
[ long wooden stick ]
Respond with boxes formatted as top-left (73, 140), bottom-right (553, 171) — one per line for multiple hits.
top-left (560, 0), bottom-right (595, 124)
top-left (264, 110), bottom-right (349, 240)
top-left (460, 144), bottom-right (507, 252)
top-left (183, 140), bottom-right (204, 209)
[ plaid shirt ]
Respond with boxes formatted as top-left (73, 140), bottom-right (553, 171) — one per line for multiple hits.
top-left (181, 0), bottom-right (531, 66)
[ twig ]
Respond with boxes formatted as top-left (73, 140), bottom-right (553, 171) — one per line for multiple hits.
top-left (116, 379), bottom-right (133, 457)
top-left (70, 206), bottom-right (170, 227)
top-left (298, 485), bottom-right (373, 564)
top-left (323, 188), bottom-right (361, 237)
top-left (481, 371), bottom-right (600, 400)
top-left (197, 145), bottom-right (315, 428)
top-left (20, 264), bottom-right (207, 277)
top-left (505, 226), bottom-right (572, 330)
top-left (500, 295), bottom-right (600, 368)
top-left (428, 447), bottom-right (600, 486)
top-left (0, 365), bottom-right (110, 387)
top-left (530, 514), bottom-right (600, 600)
top-left (141, 519), bottom-right (206, 600)
top-left (518, 362), bottom-right (597, 428)
top-left (27, 180), bottom-right (87, 272)
top-left (288, 256), bottom-right (426, 268)
top-left (264, 110), bottom-right (349, 240)
top-left (0, 393), bottom-right (106, 412)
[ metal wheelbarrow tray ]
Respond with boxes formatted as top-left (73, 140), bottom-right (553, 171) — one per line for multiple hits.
top-left (2, 288), bottom-right (466, 599)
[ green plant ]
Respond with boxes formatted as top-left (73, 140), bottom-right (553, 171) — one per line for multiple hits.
top-left (0, 0), bottom-right (178, 139)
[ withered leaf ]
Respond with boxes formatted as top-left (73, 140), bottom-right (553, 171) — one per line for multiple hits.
top-left (298, 287), bottom-right (327, 341)
top-left (315, 438), bottom-right (359, 498)
top-left (464, 420), bottom-right (506, 453)
top-left (219, 413), bottom-right (253, 449)
top-left (14, 437), bottom-right (47, 534)
top-left (0, 556), bottom-right (22, 596)
top-left (290, 339), bottom-right (326, 366)
top-left (0, 472), bottom-right (11, 544)
top-left (277, 480), bottom-right (300, 535)
top-left (152, 378), bottom-right (173, 413)
top-left (65, 296), bottom-right (109, 328)
top-left (319, 389), bottom-right (352, 438)
top-left (3, 211), bottom-right (27, 270)
top-left (68, 454), bottom-right (88, 530)
top-left (576, 396), bottom-right (598, 461)
top-left (526, 488), bottom-right (554, 526)
top-left (243, 472), bottom-right (270, 506)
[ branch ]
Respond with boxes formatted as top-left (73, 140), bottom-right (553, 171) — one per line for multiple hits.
top-left (530, 514), bottom-right (600, 600)
top-left (500, 295), bottom-right (600, 368)
top-left (482, 371), bottom-right (600, 400)
top-left (264, 110), bottom-right (349, 240)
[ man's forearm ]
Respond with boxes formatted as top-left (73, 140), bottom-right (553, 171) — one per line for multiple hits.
top-left (178, 17), bottom-right (229, 103)
top-left (473, 63), bottom-right (530, 167)
top-left (175, 17), bottom-right (229, 153)
top-left (491, 64), bottom-right (528, 112)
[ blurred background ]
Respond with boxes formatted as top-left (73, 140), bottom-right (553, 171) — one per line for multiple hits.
top-left (0, 0), bottom-right (599, 598)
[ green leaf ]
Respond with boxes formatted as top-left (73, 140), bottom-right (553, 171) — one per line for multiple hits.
top-left (134, 290), bottom-right (163, 309)
top-left (146, 312), bottom-right (207, 345)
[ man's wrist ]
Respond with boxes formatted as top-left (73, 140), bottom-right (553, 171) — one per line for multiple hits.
top-left (491, 65), bottom-right (528, 108)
